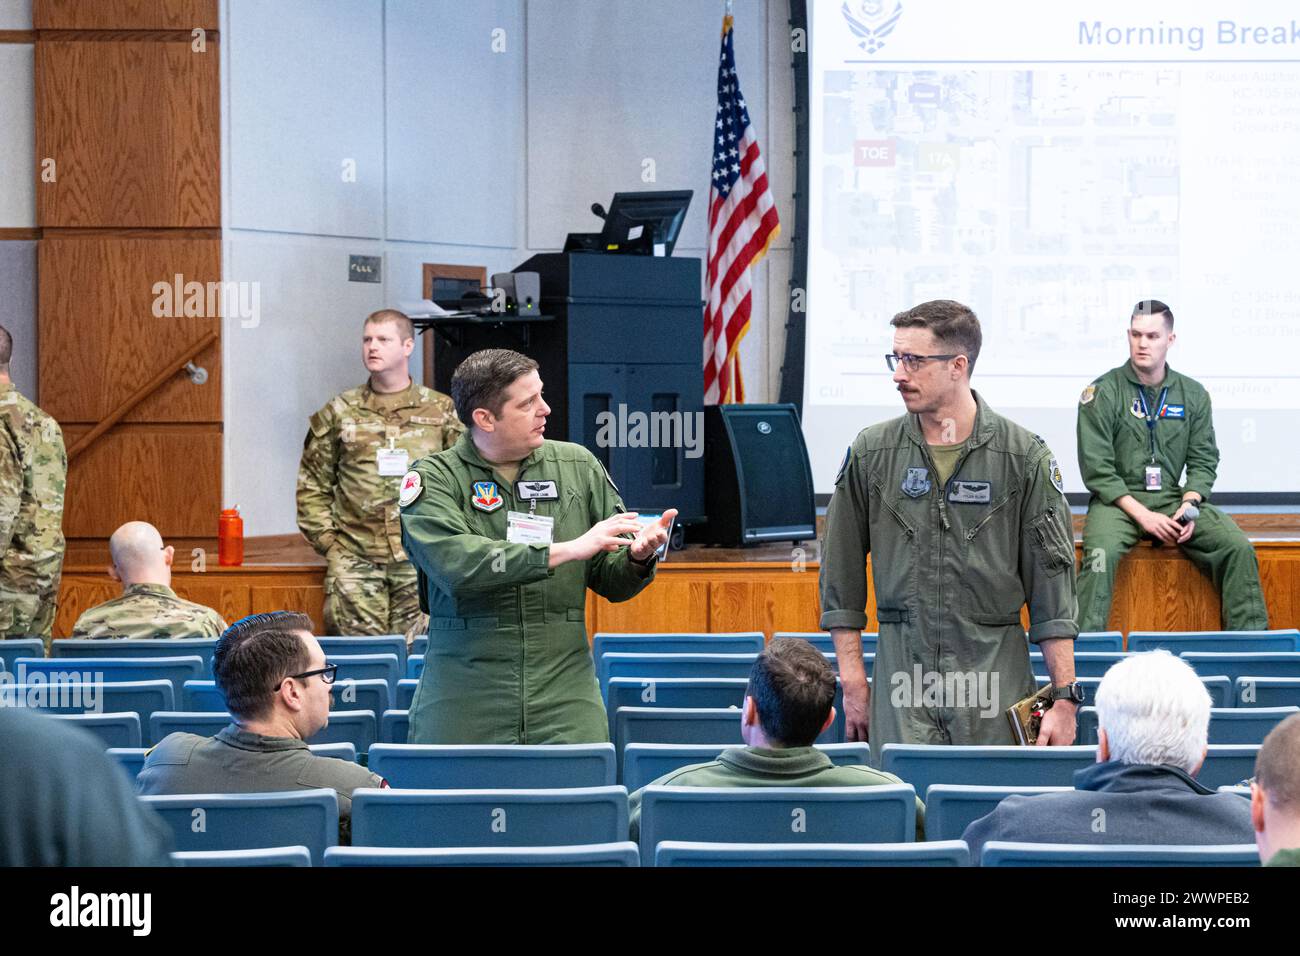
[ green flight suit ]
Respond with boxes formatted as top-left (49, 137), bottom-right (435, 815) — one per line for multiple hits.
top-left (399, 433), bottom-right (656, 744)
top-left (1075, 361), bottom-right (1268, 632)
top-left (819, 392), bottom-right (1078, 758)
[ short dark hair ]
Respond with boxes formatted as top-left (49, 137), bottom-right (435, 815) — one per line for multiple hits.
top-left (890, 299), bottom-right (982, 374)
top-left (1132, 300), bottom-right (1174, 330)
top-left (450, 348), bottom-right (539, 428)
top-left (365, 309), bottom-right (415, 343)
top-left (213, 611), bottom-right (314, 720)
top-left (0, 324), bottom-right (12, 368)
top-left (745, 638), bottom-right (837, 747)
top-left (1256, 712), bottom-right (1300, 809)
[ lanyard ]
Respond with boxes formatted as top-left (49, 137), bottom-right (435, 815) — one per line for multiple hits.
top-left (1135, 385), bottom-right (1169, 465)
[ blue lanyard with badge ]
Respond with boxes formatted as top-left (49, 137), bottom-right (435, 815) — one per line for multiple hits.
top-left (1136, 385), bottom-right (1169, 491)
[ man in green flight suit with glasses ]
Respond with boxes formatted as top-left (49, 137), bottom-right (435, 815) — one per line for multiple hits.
top-left (1076, 299), bottom-right (1268, 632)
top-left (399, 349), bottom-right (677, 744)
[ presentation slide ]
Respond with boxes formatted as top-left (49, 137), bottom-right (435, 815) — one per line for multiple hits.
top-left (806, 0), bottom-right (1300, 495)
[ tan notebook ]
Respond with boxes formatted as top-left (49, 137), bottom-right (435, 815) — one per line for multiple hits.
top-left (1006, 685), bottom-right (1055, 745)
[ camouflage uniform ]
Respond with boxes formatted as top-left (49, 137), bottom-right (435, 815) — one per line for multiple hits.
top-left (71, 582), bottom-right (227, 640)
top-left (297, 380), bottom-right (463, 635)
top-left (0, 382), bottom-right (66, 641)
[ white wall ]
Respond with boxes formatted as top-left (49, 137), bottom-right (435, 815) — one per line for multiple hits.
top-left (0, 2), bottom-right (37, 397)
top-left (223, 0), bottom-right (797, 535)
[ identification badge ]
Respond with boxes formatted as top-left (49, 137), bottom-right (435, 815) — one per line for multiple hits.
top-left (506, 511), bottom-right (554, 545)
top-left (516, 480), bottom-right (559, 501)
top-left (1145, 465), bottom-right (1162, 491)
top-left (377, 447), bottom-right (410, 476)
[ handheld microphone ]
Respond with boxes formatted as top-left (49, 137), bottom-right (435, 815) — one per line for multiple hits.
top-left (1177, 504), bottom-right (1200, 526)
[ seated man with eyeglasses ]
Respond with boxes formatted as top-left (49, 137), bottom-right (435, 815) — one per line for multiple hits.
top-left (137, 611), bottom-right (386, 842)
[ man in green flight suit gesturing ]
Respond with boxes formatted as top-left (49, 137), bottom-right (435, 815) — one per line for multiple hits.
top-left (399, 349), bottom-right (676, 744)
top-left (1076, 300), bottom-right (1268, 632)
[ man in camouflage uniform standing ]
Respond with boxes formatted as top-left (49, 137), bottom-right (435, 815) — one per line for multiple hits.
top-left (72, 521), bottom-right (226, 639)
top-left (297, 310), bottom-right (463, 635)
top-left (0, 324), bottom-right (65, 643)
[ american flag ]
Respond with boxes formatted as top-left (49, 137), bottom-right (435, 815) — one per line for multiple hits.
top-left (703, 13), bottom-right (780, 405)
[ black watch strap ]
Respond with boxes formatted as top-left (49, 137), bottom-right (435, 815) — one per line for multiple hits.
top-left (1048, 682), bottom-right (1085, 704)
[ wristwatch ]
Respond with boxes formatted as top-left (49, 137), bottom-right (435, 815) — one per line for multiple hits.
top-left (1047, 682), bottom-right (1085, 704)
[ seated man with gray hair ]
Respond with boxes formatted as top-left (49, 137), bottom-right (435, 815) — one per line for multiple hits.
top-left (71, 520), bottom-right (227, 639)
top-left (1251, 712), bottom-right (1300, 866)
top-left (963, 650), bottom-right (1253, 860)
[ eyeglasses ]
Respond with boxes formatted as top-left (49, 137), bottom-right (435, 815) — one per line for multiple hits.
top-left (885, 352), bottom-right (961, 373)
top-left (273, 663), bottom-right (337, 692)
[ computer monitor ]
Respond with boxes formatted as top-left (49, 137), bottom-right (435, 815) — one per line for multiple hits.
top-left (598, 190), bottom-right (693, 256)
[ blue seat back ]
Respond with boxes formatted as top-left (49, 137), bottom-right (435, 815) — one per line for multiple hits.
top-left (1198, 746), bottom-right (1261, 789)
top-left (408, 655), bottom-right (424, 680)
top-left (1234, 677), bottom-right (1300, 708)
top-left (172, 846), bottom-right (313, 867)
top-left (1074, 632), bottom-right (1124, 652)
top-left (106, 746), bottom-right (149, 781)
top-left (396, 678), bottom-right (418, 710)
top-left (771, 631), bottom-right (878, 655)
top-left (1208, 706), bottom-right (1299, 744)
top-left (0, 637), bottom-right (45, 662)
top-left (367, 743), bottom-right (616, 789)
top-left (329, 654), bottom-right (400, 690)
top-left (655, 840), bottom-right (969, 867)
top-left (318, 635), bottom-right (407, 669)
top-left (323, 843), bottom-right (640, 867)
top-left (0, 680), bottom-right (174, 723)
top-left (50, 638), bottom-right (217, 668)
top-left (622, 742), bottom-right (872, 792)
top-left (614, 707), bottom-right (741, 781)
top-left (411, 635), bottom-right (427, 657)
top-left (879, 744), bottom-right (1098, 794)
top-left (1030, 652), bottom-right (1128, 679)
top-left (350, 786), bottom-right (628, 848)
top-left (14, 655), bottom-right (204, 688)
top-left (149, 711), bottom-right (229, 745)
top-left (381, 709), bottom-right (409, 743)
top-left (141, 789), bottom-right (339, 865)
top-left (599, 653), bottom-right (760, 698)
top-left (981, 841), bottom-right (1259, 867)
top-left (1181, 653), bottom-right (1300, 683)
top-left (638, 785), bottom-right (917, 866)
top-left (1129, 630), bottom-right (1299, 654)
top-left (926, 785), bottom-right (1071, 842)
top-left (332, 678), bottom-right (391, 716)
top-left (182, 680), bottom-right (226, 711)
top-left (1067, 675), bottom-right (1230, 709)
top-left (49, 712), bottom-right (142, 748)
top-left (591, 633), bottom-right (765, 661)
top-left (306, 710), bottom-right (377, 753)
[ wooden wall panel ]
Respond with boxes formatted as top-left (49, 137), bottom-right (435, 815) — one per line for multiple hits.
top-left (39, 237), bottom-right (220, 422)
top-left (60, 424), bottom-right (221, 538)
top-left (36, 38), bottom-right (219, 226)
top-left (709, 577), bottom-right (823, 635)
top-left (52, 579), bottom-right (119, 635)
top-left (34, 0), bottom-right (218, 30)
top-left (171, 580), bottom-right (251, 627)
top-left (249, 586), bottom-right (325, 635)
top-left (590, 578), bottom-right (710, 634)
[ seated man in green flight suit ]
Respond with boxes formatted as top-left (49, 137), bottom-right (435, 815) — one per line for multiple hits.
top-left (399, 349), bottom-right (676, 745)
top-left (1076, 300), bottom-right (1268, 631)
top-left (627, 637), bottom-right (924, 841)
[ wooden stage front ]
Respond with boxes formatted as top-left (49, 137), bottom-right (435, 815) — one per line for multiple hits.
top-left (54, 515), bottom-right (1300, 638)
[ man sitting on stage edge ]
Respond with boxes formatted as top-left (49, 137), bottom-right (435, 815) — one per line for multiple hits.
top-left (627, 637), bottom-right (924, 841)
top-left (137, 611), bottom-right (386, 842)
top-left (72, 521), bottom-right (227, 640)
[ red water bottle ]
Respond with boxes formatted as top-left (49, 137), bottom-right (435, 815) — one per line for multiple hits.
top-left (219, 506), bottom-right (244, 566)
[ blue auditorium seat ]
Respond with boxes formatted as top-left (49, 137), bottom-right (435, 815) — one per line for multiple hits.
top-left (1207, 706), bottom-right (1298, 744)
top-left (770, 631), bottom-right (878, 655)
top-left (1128, 630), bottom-right (1299, 654)
top-left (613, 707), bottom-right (741, 780)
top-left (182, 680), bottom-right (226, 711)
top-left (106, 747), bottom-right (149, 781)
top-left (1198, 746), bottom-right (1261, 789)
top-left (655, 840), bottom-right (969, 867)
top-left (0, 680), bottom-right (173, 724)
top-left (50, 638), bottom-right (217, 668)
top-left (318, 635), bottom-right (407, 669)
top-left (879, 745), bottom-right (1098, 794)
top-left (306, 710), bottom-right (377, 753)
top-left (1181, 653), bottom-right (1300, 683)
top-left (173, 846), bottom-right (313, 867)
top-left (49, 712), bottom-right (142, 748)
top-left (925, 785), bottom-right (1071, 842)
top-left (1074, 632), bottom-right (1124, 652)
top-left (1234, 677), bottom-right (1300, 708)
top-left (323, 843), bottom-right (640, 867)
top-left (14, 655), bottom-right (204, 687)
top-left (381, 709), bottom-right (409, 743)
top-left (396, 678), bottom-right (418, 710)
top-left (621, 742), bottom-right (872, 792)
top-left (981, 842), bottom-right (1259, 867)
top-left (1029, 652), bottom-right (1127, 678)
top-left (591, 632), bottom-right (765, 660)
top-left (0, 637), bottom-right (45, 662)
top-left (367, 743), bottom-right (616, 789)
top-left (411, 636), bottom-right (427, 657)
top-left (141, 789), bottom-right (339, 865)
top-left (637, 785), bottom-right (917, 866)
top-left (598, 653), bottom-right (760, 697)
top-left (1060, 675), bottom-right (1230, 709)
top-left (349, 786), bottom-right (628, 848)
top-left (407, 655), bottom-right (424, 680)
top-left (329, 654), bottom-right (400, 690)
top-left (331, 678), bottom-right (391, 716)
top-left (148, 711), bottom-right (229, 745)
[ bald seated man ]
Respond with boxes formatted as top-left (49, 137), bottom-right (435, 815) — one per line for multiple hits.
top-left (71, 521), bottom-right (228, 639)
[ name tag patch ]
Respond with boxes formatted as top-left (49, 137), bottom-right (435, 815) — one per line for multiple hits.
top-left (948, 480), bottom-right (992, 504)
top-left (516, 479), bottom-right (559, 501)
top-left (1159, 404), bottom-right (1185, 419)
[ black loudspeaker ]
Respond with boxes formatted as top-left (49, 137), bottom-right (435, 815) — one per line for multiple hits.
top-left (703, 404), bottom-right (816, 547)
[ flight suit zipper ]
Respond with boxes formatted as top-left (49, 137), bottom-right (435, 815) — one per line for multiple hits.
top-left (965, 490), bottom-right (1021, 541)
